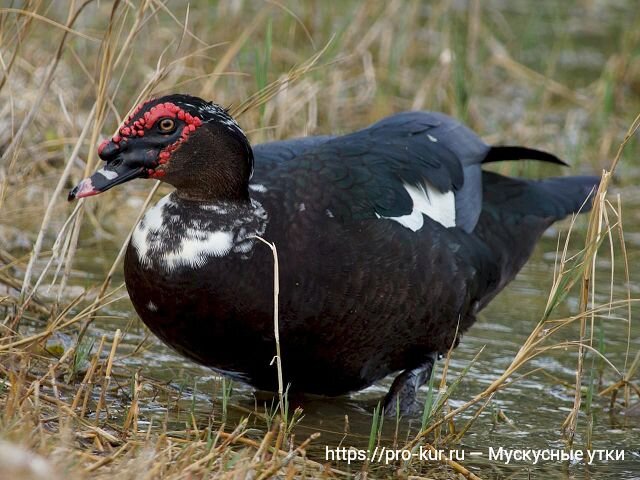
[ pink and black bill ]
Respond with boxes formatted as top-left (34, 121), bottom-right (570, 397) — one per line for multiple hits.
top-left (68, 94), bottom-right (246, 201)
top-left (68, 160), bottom-right (149, 200)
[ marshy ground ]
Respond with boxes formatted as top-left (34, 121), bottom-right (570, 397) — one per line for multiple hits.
top-left (1, 1), bottom-right (639, 478)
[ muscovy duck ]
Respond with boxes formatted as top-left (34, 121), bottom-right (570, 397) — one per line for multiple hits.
top-left (69, 94), bottom-right (598, 415)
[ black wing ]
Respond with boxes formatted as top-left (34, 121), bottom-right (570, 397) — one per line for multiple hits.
top-left (251, 111), bottom-right (564, 233)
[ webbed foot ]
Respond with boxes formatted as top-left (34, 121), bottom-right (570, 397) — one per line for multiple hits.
top-left (382, 352), bottom-right (437, 417)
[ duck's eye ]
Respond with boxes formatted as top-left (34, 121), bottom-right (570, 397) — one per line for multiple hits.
top-left (158, 118), bottom-right (176, 133)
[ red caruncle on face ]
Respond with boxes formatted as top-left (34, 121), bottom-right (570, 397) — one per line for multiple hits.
top-left (98, 100), bottom-right (204, 179)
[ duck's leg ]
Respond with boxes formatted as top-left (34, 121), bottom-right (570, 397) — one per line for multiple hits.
top-left (382, 352), bottom-right (438, 417)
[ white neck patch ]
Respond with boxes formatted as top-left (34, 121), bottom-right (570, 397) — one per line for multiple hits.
top-left (162, 229), bottom-right (234, 269)
top-left (131, 193), bottom-right (268, 271)
top-left (377, 181), bottom-right (456, 231)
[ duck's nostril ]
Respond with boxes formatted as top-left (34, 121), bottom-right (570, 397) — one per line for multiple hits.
top-left (98, 139), bottom-right (120, 161)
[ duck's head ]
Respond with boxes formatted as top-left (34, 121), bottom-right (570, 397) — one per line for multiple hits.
top-left (68, 94), bottom-right (253, 202)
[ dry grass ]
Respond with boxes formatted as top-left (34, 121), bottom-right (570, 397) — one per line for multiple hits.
top-left (1, 1), bottom-right (639, 478)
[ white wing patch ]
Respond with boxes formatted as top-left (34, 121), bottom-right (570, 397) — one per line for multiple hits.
top-left (378, 181), bottom-right (456, 231)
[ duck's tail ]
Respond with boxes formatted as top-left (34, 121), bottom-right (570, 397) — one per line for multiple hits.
top-left (482, 172), bottom-right (600, 220)
top-left (473, 172), bottom-right (600, 309)
top-left (483, 145), bottom-right (568, 167)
